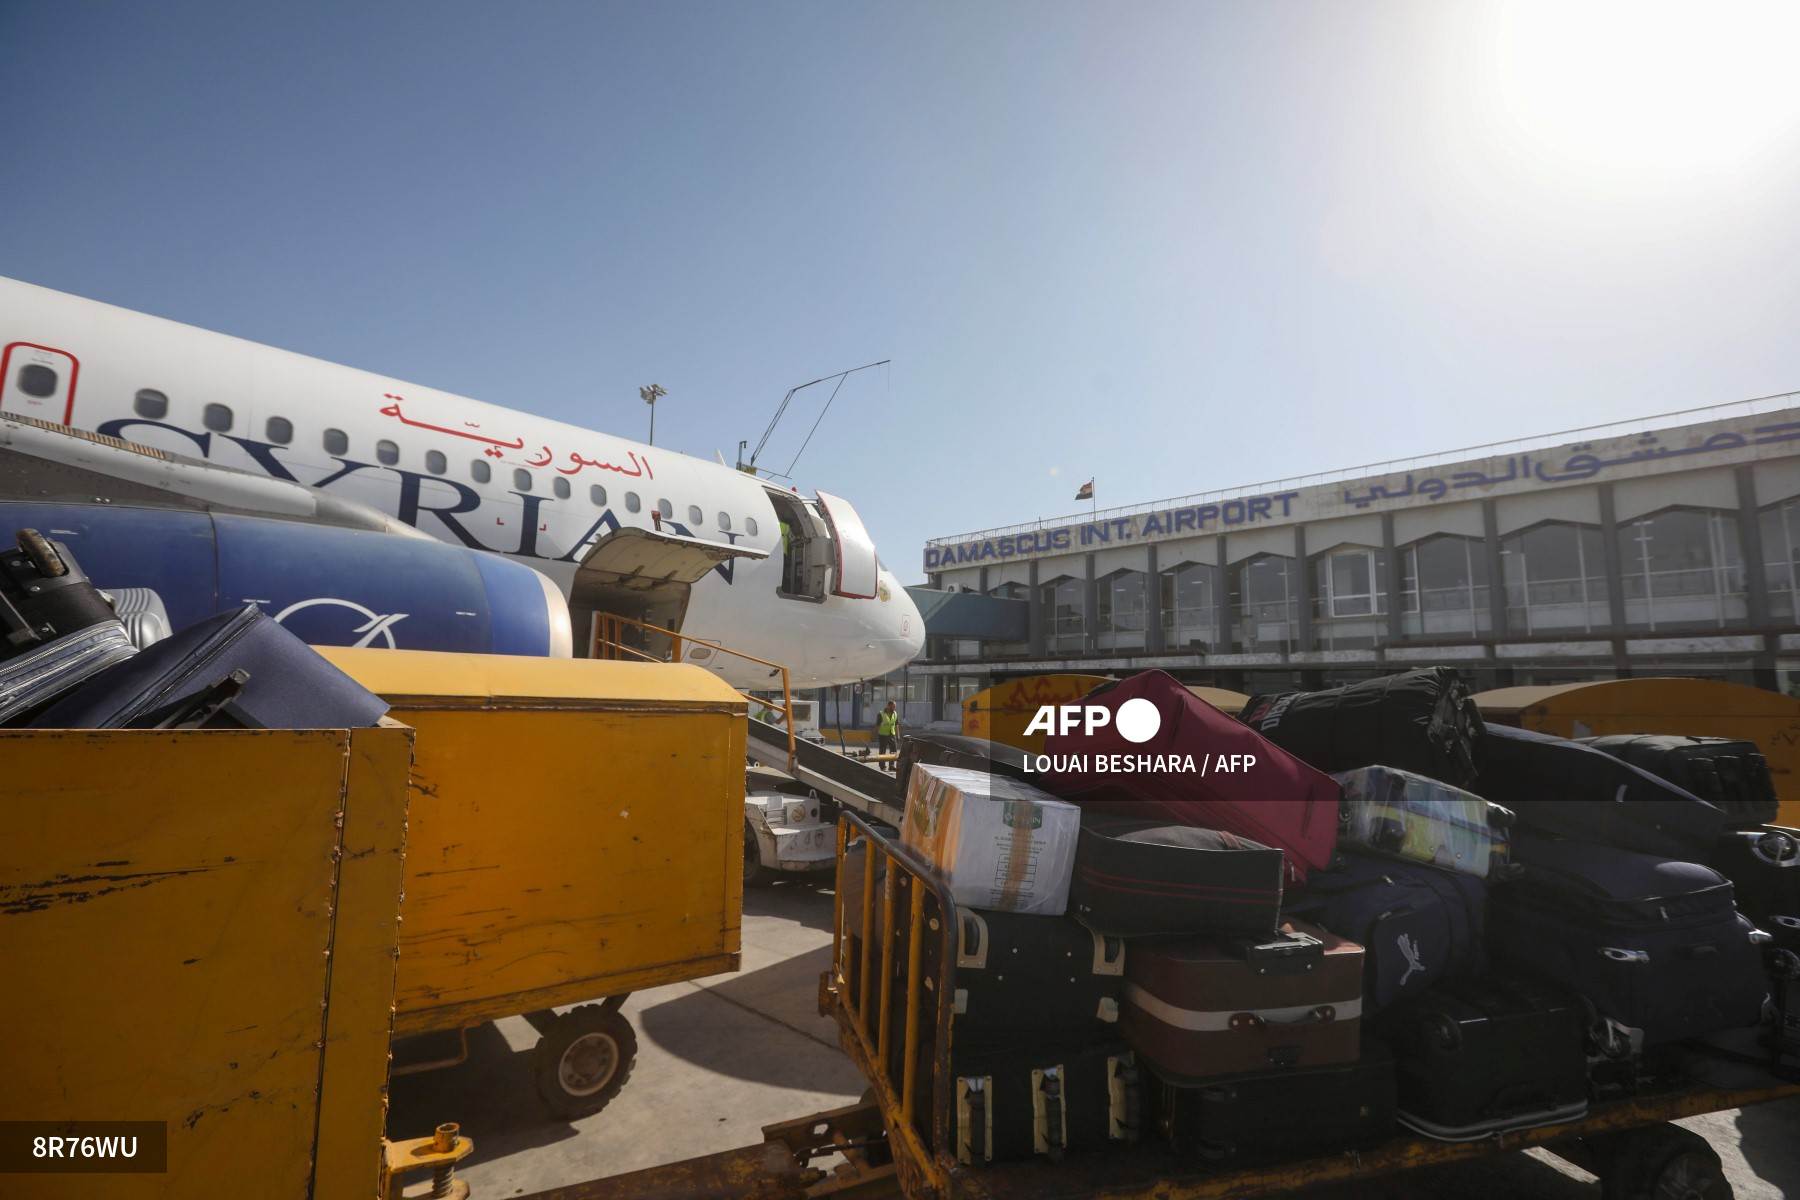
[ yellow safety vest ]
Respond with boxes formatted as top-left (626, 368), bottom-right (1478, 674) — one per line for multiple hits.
top-left (877, 710), bottom-right (899, 736)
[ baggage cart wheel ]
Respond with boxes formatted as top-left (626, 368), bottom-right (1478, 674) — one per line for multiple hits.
top-left (744, 819), bottom-right (775, 887)
top-left (533, 1005), bottom-right (637, 1119)
top-left (1595, 1124), bottom-right (1733, 1200)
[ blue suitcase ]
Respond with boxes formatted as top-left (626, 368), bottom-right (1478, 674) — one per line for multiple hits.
top-left (1285, 849), bottom-right (1485, 1016)
top-left (31, 604), bottom-right (388, 729)
top-left (1490, 832), bottom-right (1770, 1046)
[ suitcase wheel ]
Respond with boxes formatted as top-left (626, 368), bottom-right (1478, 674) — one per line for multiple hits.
top-left (16, 528), bottom-right (68, 578)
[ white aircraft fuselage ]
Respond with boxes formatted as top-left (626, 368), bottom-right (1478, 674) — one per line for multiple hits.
top-left (0, 277), bottom-right (924, 689)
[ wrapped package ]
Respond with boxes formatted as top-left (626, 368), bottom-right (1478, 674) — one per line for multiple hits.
top-left (901, 763), bottom-right (1080, 915)
top-left (1334, 766), bottom-right (1510, 878)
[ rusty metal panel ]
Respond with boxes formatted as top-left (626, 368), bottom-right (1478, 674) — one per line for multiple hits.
top-left (320, 649), bottom-right (747, 1037)
top-left (0, 725), bottom-right (410, 1199)
top-left (314, 721), bottom-right (415, 1199)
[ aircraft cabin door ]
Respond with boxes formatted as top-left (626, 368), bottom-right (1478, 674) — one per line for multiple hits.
top-left (1, 343), bottom-right (79, 424)
top-left (815, 490), bottom-right (879, 599)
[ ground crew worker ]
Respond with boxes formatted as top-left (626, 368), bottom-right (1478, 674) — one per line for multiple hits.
top-left (876, 700), bottom-right (900, 761)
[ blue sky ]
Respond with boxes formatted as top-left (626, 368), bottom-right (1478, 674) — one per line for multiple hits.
top-left (4, 1), bottom-right (1799, 582)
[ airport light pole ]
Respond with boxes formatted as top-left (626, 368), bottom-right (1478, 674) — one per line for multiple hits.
top-left (640, 384), bottom-right (666, 445)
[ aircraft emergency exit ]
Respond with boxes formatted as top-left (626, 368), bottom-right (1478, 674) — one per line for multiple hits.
top-left (0, 276), bottom-right (924, 689)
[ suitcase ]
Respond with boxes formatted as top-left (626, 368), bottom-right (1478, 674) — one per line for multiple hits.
top-left (1153, 1044), bottom-right (1396, 1163)
top-left (0, 620), bottom-right (139, 725)
top-left (1375, 977), bottom-right (1588, 1141)
top-left (1240, 667), bottom-right (1485, 788)
top-left (1489, 832), bottom-right (1771, 1045)
top-left (952, 1041), bottom-right (1142, 1164)
top-left (1286, 850), bottom-right (1485, 1016)
top-left (952, 908), bottom-right (1126, 1042)
top-left (0, 528), bottom-right (121, 659)
top-left (31, 604), bottom-right (389, 729)
top-left (1580, 734), bottom-right (1779, 828)
top-left (1334, 765), bottom-right (1511, 878)
top-left (1707, 826), bottom-right (1800, 953)
top-left (1122, 918), bottom-right (1363, 1083)
top-left (1041, 670), bottom-right (1340, 883)
top-left (897, 731), bottom-right (1035, 795)
top-left (1477, 725), bottom-right (1727, 858)
top-left (1069, 816), bottom-right (1284, 938)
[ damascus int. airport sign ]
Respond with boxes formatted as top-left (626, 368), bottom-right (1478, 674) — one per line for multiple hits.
top-left (923, 409), bottom-right (1800, 572)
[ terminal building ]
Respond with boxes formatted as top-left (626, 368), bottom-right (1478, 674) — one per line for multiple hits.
top-left (897, 398), bottom-right (1800, 724)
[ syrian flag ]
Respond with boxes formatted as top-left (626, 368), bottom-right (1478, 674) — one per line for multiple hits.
top-left (1075, 478), bottom-right (1094, 501)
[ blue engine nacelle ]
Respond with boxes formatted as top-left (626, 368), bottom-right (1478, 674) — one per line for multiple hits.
top-left (0, 502), bottom-right (572, 656)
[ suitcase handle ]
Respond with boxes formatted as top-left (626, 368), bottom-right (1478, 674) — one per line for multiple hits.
top-left (1599, 947), bottom-right (1650, 965)
top-left (1228, 1005), bottom-right (1336, 1031)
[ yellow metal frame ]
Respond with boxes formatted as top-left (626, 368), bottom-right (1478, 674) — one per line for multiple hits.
top-left (319, 649), bottom-right (748, 1042)
top-left (823, 812), bottom-right (1800, 1200)
top-left (593, 611), bottom-right (798, 772)
top-left (1, 721), bottom-right (415, 1200)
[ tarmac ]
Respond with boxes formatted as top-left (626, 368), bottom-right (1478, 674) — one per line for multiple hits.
top-left (389, 876), bottom-right (1800, 1200)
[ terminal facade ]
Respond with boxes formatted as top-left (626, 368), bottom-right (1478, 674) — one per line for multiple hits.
top-left (904, 401), bottom-right (1800, 723)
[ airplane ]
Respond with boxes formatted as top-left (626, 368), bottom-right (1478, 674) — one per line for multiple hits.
top-left (0, 276), bottom-right (924, 689)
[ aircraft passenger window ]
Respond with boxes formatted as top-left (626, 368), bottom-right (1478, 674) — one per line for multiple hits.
top-left (554, 477), bottom-right (571, 499)
top-left (323, 428), bottom-right (349, 455)
top-left (471, 460), bottom-right (491, 484)
top-left (376, 439), bottom-right (400, 465)
top-left (425, 450), bottom-right (447, 474)
top-left (688, 505), bottom-right (703, 525)
top-left (746, 517), bottom-right (758, 537)
top-left (657, 498), bottom-right (672, 519)
top-left (513, 468), bottom-right (532, 492)
top-left (202, 403), bottom-right (233, 432)
top-left (590, 484), bottom-right (607, 505)
top-left (625, 492), bottom-right (641, 513)
top-left (265, 416), bottom-right (293, 444)
top-left (134, 388), bottom-right (168, 418)
top-left (719, 512), bottom-right (732, 531)
top-left (16, 364), bottom-right (57, 398)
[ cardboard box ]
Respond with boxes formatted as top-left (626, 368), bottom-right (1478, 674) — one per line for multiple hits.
top-left (901, 763), bottom-right (1079, 915)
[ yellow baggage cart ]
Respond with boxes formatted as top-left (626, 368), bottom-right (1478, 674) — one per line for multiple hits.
top-left (320, 648), bottom-right (747, 1118)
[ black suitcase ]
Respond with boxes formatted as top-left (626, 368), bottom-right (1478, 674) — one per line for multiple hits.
top-left (1489, 832), bottom-right (1770, 1045)
top-left (1068, 816), bottom-right (1284, 938)
top-left (1240, 666), bottom-right (1484, 788)
top-left (32, 604), bottom-right (389, 729)
top-left (1285, 849), bottom-right (1485, 1016)
top-left (1580, 734), bottom-right (1780, 828)
top-left (1707, 826), bottom-right (1800, 952)
top-left (0, 528), bottom-right (120, 657)
top-left (1477, 725), bottom-right (1728, 858)
top-left (952, 1041), bottom-right (1141, 1164)
top-left (897, 731), bottom-right (1034, 795)
top-left (1152, 1044), bottom-right (1396, 1163)
top-left (952, 908), bottom-right (1125, 1042)
top-left (1375, 977), bottom-right (1588, 1140)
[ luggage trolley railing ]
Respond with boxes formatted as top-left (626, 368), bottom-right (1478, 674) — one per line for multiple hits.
top-left (829, 810), bottom-right (962, 1198)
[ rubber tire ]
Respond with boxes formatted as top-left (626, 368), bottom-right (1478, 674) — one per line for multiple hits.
top-left (1599, 1125), bottom-right (1733, 1200)
top-left (533, 1006), bottom-right (638, 1119)
top-left (744, 819), bottom-right (775, 887)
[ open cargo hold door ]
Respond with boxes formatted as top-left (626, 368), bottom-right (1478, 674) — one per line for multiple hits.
top-left (816, 490), bottom-right (879, 599)
top-left (571, 525), bottom-right (766, 659)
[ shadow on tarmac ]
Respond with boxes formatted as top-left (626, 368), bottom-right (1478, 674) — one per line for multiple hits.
top-left (386, 1021), bottom-right (580, 1158)
top-left (1735, 1095), bottom-right (1800, 1196)
top-left (742, 873), bottom-right (838, 933)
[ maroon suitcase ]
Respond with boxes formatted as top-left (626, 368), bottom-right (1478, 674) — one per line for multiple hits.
top-left (1122, 919), bottom-right (1364, 1084)
top-left (1042, 671), bottom-right (1341, 882)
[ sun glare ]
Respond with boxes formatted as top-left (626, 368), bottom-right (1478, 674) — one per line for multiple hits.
top-left (1484, 1), bottom-right (1800, 180)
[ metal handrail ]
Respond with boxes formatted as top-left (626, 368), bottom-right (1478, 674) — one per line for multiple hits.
top-left (927, 390), bottom-right (1800, 547)
top-left (829, 810), bottom-right (958, 1198)
top-left (591, 613), bottom-right (797, 772)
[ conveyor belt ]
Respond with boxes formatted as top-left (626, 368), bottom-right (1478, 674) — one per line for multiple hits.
top-left (746, 718), bottom-right (905, 827)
